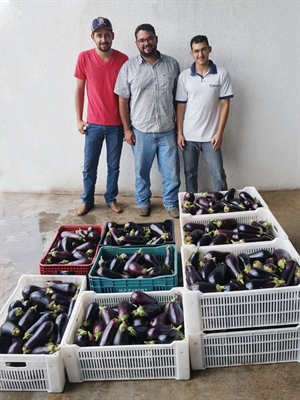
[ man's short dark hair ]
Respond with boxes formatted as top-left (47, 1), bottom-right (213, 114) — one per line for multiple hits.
top-left (190, 35), bottom-right (209, 49)
top-left (135, 23), bottom-right (156, 38)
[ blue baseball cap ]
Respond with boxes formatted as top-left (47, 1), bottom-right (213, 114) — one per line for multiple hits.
top-left (91, 17), bottom-right (113, 33)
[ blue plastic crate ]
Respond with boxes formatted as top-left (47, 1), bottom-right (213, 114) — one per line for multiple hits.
top-left (88, 245), bottom-right (178, 293)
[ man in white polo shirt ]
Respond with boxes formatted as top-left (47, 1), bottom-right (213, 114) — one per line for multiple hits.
top-left (176, 35), bottom-right (233, 193)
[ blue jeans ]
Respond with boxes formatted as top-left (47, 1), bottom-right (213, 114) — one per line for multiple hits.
top-left (81, 124), bottom-right (123, 205)
top-left (183, 140), bottom-right (227, 192)
top-left (131, 128), bottom-right (180, 211)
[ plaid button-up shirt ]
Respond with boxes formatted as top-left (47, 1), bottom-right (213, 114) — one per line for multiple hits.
top-left (114, 52), bottom-right (180, 133)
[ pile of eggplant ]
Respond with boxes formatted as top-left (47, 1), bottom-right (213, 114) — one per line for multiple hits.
top-left (74, 291), bottom-right (184, 346)
top-left (94, 245), bottom-right (174, 280)
top-left (183, 217), bottom-right (275, 246)
top-left (0, 280), bottom-right (81, 359)
top-left (101, 221), bottom-right (173, 246)
top-left (44, 226), bottom-right (101, 265)
top-left (185, 246), bottom-right (300, 293)
top-left (181, 187), bottom-right (263, 215)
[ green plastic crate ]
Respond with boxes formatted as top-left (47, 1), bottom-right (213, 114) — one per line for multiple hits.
top-left (88, 245), bottom-right (178, 293)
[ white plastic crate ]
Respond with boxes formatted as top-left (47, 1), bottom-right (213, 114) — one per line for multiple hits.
top-left (189, 325), bottom-right (300, 370)
top-left (179, 186), bottom-right (269, 218)
top-left (180, 207), bottom-right (288, 247)
top-left (0, 274), bottom-right (87, 392)
top-left (61, 288), bottom-right (190, 381)
top-left (182, 239), bottom-right (300, 332)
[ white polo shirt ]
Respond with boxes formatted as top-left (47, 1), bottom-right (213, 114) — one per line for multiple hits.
top-left (175, 60), bottom-right (233, 142)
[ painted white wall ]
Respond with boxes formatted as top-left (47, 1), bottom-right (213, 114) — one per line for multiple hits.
top-left (1, 0), bottom-right (299, 196)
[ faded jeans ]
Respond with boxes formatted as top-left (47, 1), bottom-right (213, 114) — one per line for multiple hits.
top-left (131, 127), bottom-right (180, 211)
top-left (81, 124), bottom-right (123, 205)
top-left (183, 140), bottom-right (227, 192)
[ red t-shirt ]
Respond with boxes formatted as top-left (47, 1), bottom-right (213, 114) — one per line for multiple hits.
top-left (74, 49), bottom-right (128, 125)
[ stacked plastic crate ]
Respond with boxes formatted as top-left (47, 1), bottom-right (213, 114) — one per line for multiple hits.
top-left (179, 187), bottom-right (300, 369)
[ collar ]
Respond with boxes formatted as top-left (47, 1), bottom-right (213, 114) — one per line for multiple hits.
top-left (138, 50), bottom-right (162, 64)
top-left (190, 60), bottom-right (217, 77)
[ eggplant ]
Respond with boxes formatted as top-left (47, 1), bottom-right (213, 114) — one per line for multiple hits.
top-left (164, 245), bottom-right (174, 269)
top-left (131, 303), bottom-right (162, 319)
top-left (99, 306), bottom-right (117, 327)
top-left (239, 191), bottom-right (255, 203)
top-left (196, 196), bottom-right (209, 208)
top-left (74, 329), bottom-right (89, 347)
top-left (48, 281), bottom-right (77, 296)
top-left (108, 257), bottom-right (124, 273)
top-left (149, 223), bottom-right (166, 237)
top-left (99, 318), bottom-right (119, 346)
top-left (205, 221), bottom-right (217, 234)
top-left (184, 228), bottom-right (204, 245)
top-left (68, 257), bottom-right (91, 265)
top-left (143, 253), bottom-right (162, 269)
top-left (124, 249), bottom-right (143, 272)
top-left (188, 246), bottom-right (200, 269)
top-left (248, 249), bottom-right (273, 263)
top-left (54, 312), bottom-right (69, 344)
top-left (210, 233), bottom-right (228, 246)
top-left (50, 291), bottom-right (72, 306)
top-left (148, 267), bottom-right (173, 277)
top-left (147, 324), bottom-right (184, 341)
top-left (197, 233), bottom-right (213, 246)
top-left (201, 191), bottom-right (224, 201)
top-left (223, 187), bottom-right (236, 202)
top-left (216, 229), bottom-right (237, 240)
top-left (117, 300), bottom-right (131, 322)
top-left (166, 298), bottom-right (184, 328)
top-left (246, 267), bottom-right (279, 280)
top-left (223, 204), bottom-right (245, 213)
top-left (208, 262), bottom-right (228, 285)
top-left (113, 321), bottom-right (129, 345)
top-left (238, 223), bottom-right (265, 236)
top-left (245, 277), bottom-right (285, 290)
top-left (7, 337), bottom-right (24, 354)
top-left (149, 312), bottom-right (170, 327)
top-left (273, 248), bottom-right (292, 271)
top-left (208, 203), bottom-right (225, 214)
top-left (157, 328), bottom-right (182, 344)
top-left (0, 321), bottom-right (22, 337)
top-left (212, 218), bottom-right (238, 230)
top-left (29, 290), bottom-right (51, 309)
top-left (96, 266), bottom-right (124, 279)
top-left (188, 281), bottom-right (220, 292)
top-left (22, 285), bottom-right (46, 301)
top-left (18, 306), bottom-right (39, 333)
top-left (182, 222), bottom-right (206, 233)
top-left (230, 198), bottom-right (246, 209)
top-left (183, 191), bottom-right (195, 203)
top-left (185, 263), bottom-right (202, 286)
top-left (82, 301), bottom-right (100, 328)
top-left (130, 291), bottom-right (157, 306)
top-left (92, 315), bottom-right (105, 342)
top-left (235, 235), bottom-right (274, 243)
top-left (204, 250), bottom-right (231, 263)
top-left (237, 253), bottom-right (251, 271)
top-left (23, 311), bottom-right (56, 340)
top-left (182, 202), bottom-right (197, 214)
top-left (23, 321), bottom-right (55, 353)
top-left (222, 281), bottom-right (243, 292)
top-left (200, 258), bottom-right (216, 281)
top-left (225, 254), bottom-right (244, 283)
top-left (5, 307), bottom-right (25, 324)
top-left (87, 230), bottom-right (100, 244)
top-left (8, 300), bottom-right (24, 313)
top-left (119, 235), bottom-right (147, 245)
top-left (31, 342), bottom-right (60, 354)
top-left (49, 250), bottom-right (74, 261)
top-left (195, 206), bottom-right (210, 215)
top-left (60, 236), bottom-right (74, 252)
top-left (281, 259), bottom-right (298, 286)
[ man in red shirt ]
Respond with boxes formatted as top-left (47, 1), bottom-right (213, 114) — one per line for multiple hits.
top-left (74, 17), bottom-right (128, 216)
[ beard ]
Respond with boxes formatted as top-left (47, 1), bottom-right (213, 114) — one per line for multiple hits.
top-left (96, 42), bottom-right (111, 52)
top-left (139, 44), bottom-right (156, 58)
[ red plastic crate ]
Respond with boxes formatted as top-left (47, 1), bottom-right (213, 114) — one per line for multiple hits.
top-left (39, 224), bottom-right (104, 276)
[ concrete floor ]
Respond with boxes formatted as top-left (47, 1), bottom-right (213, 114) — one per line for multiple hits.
top-left (0, 190), bottom-right (299, 400)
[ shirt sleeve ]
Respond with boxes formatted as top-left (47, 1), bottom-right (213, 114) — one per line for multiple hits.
top-left (220, 70), bottom-right (233, 99)
top-left (74, 53), bottom-right (86, 80)
top-left (114, 62), bottom-right (130, 98)
top-left (175, 72), bottom-right (188, 102)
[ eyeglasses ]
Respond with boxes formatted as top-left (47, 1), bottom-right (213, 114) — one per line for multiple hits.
top-left (136, 36), bottom-right (155, 44)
